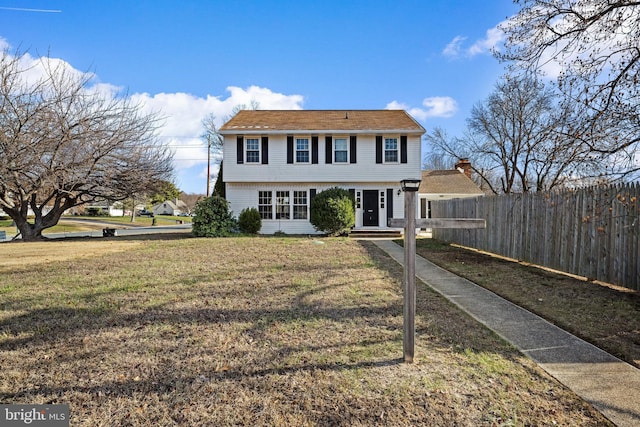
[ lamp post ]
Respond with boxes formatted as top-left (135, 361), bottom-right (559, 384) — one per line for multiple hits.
top-left (400, 178), bottom-right (421, 363)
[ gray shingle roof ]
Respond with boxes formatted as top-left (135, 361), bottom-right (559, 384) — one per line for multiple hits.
top-left (420, 170), bottom-right (484, 195)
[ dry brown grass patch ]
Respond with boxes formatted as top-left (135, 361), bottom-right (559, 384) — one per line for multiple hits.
top-left (0, 240), bottom-right (145, 271)
top-left (0, 236), bottom-right (611, 426)
top-left (415, 238), bottom-right (640, 368)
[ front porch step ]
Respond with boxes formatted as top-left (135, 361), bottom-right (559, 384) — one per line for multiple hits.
top-left (348, 229), bottom-right (403, 239)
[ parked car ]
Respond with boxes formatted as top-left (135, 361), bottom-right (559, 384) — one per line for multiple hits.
top-left (137, 209), bottom-right (154, 217)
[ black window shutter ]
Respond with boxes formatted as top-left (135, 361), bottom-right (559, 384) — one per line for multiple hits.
top-left (375, 136), bottom-right (383, 164)
top-left (401, 135), bottom-right (408, 163)
top-left (310, 188), bottom-right (317, 202)
top-left (350, 135), bottom-right (357, 164)
top-left (325, 136), bottom-right (332, 164)
top-left (236, 136), bottom-right (244, 164)
top-left (287, 136), bottom-right (294, 164)
top-left (312, 136), bottom-right (319, 164)
top-left (261, 136), bottom-right (269, 164)
top-left (386, 189), bottom-right (394, 220)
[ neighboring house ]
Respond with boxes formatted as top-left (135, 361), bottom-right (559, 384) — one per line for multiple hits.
top-left (2, 206), bottom-right (56, 217)
top-left (72, 201), bottom-right (124, 216)
top-left (219, 110), bottom-right (425, 234)
top-left (152, 199), bottom-right (189, 216)
top-left (418, 159), bottom-right (485, 220)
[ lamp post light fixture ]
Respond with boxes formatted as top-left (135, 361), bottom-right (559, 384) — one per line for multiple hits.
top-left (400, 178), bottom-right (421, 192)
top-left (400, 178), bottom-right (421, 363)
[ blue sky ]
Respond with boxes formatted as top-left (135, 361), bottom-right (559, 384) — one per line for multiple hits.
top-left (0, 0), bottom-right (519, 194)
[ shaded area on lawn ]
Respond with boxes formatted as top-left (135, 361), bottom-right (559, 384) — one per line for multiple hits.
top-left (413, 238), bottom-right (640, 368)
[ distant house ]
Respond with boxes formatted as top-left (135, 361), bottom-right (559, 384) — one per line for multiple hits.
top-left (218, 110), bottom-right (425, 234)
top-left (418, 159), bottom-right (484, 220)
top-left (152, 199), bottom-right (189, 216)
top-left (82, 201), bottom-right (124, 217)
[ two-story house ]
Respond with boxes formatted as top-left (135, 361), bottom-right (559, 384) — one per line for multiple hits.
top-left (219, 110), bottom-right (425, 235)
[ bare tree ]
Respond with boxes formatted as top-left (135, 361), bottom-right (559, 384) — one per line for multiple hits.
top-left (201, 113), bottom-right (224, 196)
top-left (425, 127), bottom-right (503, 193)
top-left (426, 75), bottom-right (598, 193)
top-left (498, 0), bottom-right (640, 179)
top-left (179, 192), bottom-right (203, 213)
top-left (0, 49), bottom-right (173, 241)
top-left (201, 101), bottom-right (260, 195)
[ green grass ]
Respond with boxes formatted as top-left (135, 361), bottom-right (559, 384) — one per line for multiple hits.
top-left (0, 215), bottom-right (191, 238)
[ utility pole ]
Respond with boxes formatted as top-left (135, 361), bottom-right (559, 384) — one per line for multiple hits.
top-left (206, 134), bottom-right (211, 196)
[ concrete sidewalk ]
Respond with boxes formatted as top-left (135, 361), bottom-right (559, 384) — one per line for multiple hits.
top-left (372, 239), bottom-right (640, 427)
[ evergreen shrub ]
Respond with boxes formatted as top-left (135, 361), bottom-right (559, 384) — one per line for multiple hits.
top-left (309, 187), bottom-right (355, 236)
top-left (192, 196), bottom-right (236, 237)
top-left (238, 207), bottom-right (262, 234)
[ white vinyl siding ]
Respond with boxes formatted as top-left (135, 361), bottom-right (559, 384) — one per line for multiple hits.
top-left (226, 183), bottom-right (406, 234)
top-left (224, 134), bottom-right (421, 183)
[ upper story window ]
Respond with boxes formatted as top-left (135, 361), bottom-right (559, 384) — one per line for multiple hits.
top-left (246, 138), bottom-right (260, 163)
top-left (296, 138), bottom-right (310, 163)
top-left (334, 138), bottom-right (348, 163)
top-left (384, 137), bottom-right (398, 163)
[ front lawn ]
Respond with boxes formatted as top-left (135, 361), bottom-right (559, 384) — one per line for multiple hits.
top-left (0, 236), bottom-right (610, 426)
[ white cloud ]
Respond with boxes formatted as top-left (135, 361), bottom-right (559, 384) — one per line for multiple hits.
top-left (420, 97), bottom-right (458, 118)
top-left (443, 35), bottom-right (466, 58)
top-left (131, 86), bottom-right (305, 171)
top-left (387, 97), bottom-right (458, 120)
top-left (468, 26), bottom-right (504, 56)
top-left (0, 39), bottom-right (305, 191)
top-left (443, 22), bottom-right (505, 58)
top-left (386, 100), bottom-right (407, 110)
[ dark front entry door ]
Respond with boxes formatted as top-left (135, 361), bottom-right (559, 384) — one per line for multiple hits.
top-left (362, 190), bottom-right (379, 226)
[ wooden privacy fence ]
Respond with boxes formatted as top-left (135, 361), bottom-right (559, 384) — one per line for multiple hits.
top-left (431, 182), bottom-right (640, 290)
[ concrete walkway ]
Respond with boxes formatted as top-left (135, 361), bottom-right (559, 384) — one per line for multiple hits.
top-left (372, 239), bottom-right (640, 427)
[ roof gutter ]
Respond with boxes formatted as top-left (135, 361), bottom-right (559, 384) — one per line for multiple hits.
top-left (219, 128), bottom-right (425, 135)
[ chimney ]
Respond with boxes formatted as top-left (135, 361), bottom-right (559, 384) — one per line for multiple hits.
top-left (455, 158), bottom-right (472, 179)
